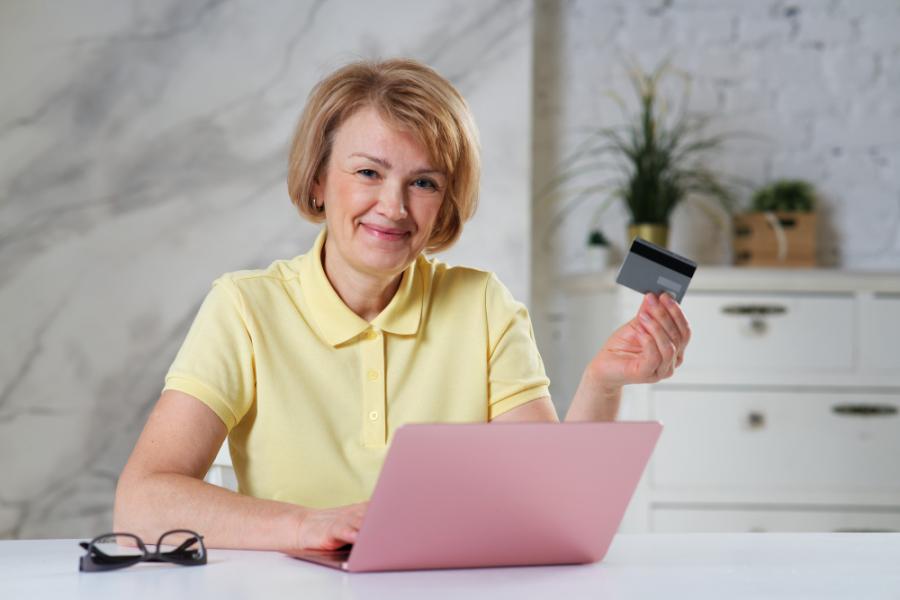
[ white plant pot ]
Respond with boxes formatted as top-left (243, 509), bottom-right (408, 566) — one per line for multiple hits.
top-left (585, 245), bottom-right (610, 272)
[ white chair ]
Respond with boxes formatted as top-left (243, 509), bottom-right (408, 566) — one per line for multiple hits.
top-left (204, 441), bottom-right (238, 491)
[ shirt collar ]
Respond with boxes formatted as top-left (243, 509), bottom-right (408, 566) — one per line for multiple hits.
top-left (299, 228), bottom-right (424, 347)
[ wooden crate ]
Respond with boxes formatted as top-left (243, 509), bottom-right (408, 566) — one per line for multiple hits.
top-left (733, 212), bottom-right (817, 267)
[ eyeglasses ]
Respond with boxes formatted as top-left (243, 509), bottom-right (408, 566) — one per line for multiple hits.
top-left (78, 529), bottom-right (207, 572)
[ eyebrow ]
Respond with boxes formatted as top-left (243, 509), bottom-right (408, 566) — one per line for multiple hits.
top-left (348, 153), bottom-right (444, 176)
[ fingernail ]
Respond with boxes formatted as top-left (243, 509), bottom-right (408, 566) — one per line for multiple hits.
top-left (646, 294), bottom-right (657, 305)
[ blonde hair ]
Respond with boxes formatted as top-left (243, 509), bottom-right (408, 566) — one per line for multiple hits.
top-left (287, 58), bottom-right (480, 253)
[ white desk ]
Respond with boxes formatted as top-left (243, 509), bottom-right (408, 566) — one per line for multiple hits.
top-left (2, 534), bottom-right (899, 599)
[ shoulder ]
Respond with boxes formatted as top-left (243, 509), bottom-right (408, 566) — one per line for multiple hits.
top-left (419, 255), bottom-right (520, 312)
top-left (419, 254), bottom-right (494, 300)
top-left (219, 256), bottom-right (300, 286)
top-left (208, 256), bottom-right (302, 307)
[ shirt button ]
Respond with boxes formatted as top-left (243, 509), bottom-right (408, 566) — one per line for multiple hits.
top-left (367, 369), bottom-right (379, 381)
top-left (365, 329), bottom-right (378, 340)
top-left (369, 411), bottom-right (379, 421)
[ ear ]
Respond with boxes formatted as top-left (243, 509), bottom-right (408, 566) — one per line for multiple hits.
top-left (311, 174), bottom-right (324, 206)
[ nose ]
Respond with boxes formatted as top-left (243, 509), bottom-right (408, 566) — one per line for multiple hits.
top-left (377, 182), bottom-right (408, 221)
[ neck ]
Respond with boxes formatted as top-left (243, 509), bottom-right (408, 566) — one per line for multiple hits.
top-left (321, 239), bottom-right (404, 322)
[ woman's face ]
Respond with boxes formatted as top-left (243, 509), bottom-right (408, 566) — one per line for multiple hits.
top-left (313, 106), bottom-right (447, 281)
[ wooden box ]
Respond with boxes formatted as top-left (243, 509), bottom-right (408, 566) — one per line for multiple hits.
top-left (733, 212), bottom-right (817, 267)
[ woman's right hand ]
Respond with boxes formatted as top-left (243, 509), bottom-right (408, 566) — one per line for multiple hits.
top-left (295, 501), bottom-right (369, 551)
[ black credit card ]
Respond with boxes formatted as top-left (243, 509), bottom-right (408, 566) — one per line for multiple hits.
top-left (614, 238), bottom-right (697, 303)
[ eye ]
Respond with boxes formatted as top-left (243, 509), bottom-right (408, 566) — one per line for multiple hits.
top-left (357, 169), bottom-right (378, 178)
top-left (413, 178), bottom-right (438, 191)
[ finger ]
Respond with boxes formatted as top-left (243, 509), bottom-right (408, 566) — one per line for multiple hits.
top-left (638, 311), bottom-right (677, 376)
top-left (659, 294), bottom-right (690, 368)
top-left (634, 323), bottom-right (664, 380)
top-left (346, 507), bottom-right (366, 526)
top-left (645, 294), bottom-right (682, 348)
top-left (331, 524), bottom-right (358, 547)
top-left (616, 321), bottom-right (643, 349)
top-left (639, 302), bottom-right (676, 356)
top-left (343, 526), bottom-right (359, 543)
top-left (660, 292), bottom-right (691, 345)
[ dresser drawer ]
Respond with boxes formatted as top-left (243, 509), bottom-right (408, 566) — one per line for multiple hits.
top-left (650, 390), bottom-right (900, 491)
top-left (677, 293), bottom-right (855, 372)
top-left (860, 294), bottom-right (900, 372)
top-left (651, 506), bottom-right (900, 533)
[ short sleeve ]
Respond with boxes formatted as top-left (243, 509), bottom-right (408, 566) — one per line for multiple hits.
top-left (162, 275), bottom-right (256, 431)
top-left (484, 273), bottom-right (551, 420)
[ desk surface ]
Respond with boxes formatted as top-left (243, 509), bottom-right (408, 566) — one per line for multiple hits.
top-left (3, 533), bottom-right (899, 599)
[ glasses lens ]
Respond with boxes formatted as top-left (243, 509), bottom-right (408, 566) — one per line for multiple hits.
top-left (90, 534), bottom-right (144, 563)
top-left (157, 530), bottom-right (205, 563)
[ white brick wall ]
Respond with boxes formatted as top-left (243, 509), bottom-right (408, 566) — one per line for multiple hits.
top-left (738, 15), bottom-right (793, 46)
top-left (860, 13), bottom-right (900, 45)
top-left (795, 14), bottom-right (857, 45)
top-left (534, 0), bottom-right (900, 273)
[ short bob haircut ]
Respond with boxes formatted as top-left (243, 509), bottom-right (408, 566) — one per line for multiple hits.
top-left (287, 58), bottom-right (480, 253)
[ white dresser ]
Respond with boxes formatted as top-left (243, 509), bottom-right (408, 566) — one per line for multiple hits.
top-left (556, 268), bottom-right (900, 533)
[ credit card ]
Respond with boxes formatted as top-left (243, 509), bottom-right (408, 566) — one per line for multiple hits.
top-left (615, 237), bottom-right (697, 303)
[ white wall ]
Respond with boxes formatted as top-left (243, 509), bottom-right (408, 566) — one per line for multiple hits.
top-left (0, 0), bottom-right (534, 539)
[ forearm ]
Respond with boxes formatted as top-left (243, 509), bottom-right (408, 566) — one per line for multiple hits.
top-left (564, 367), bottom-right (622, 422)
top-left (114, 471), bottom-right (307, 551)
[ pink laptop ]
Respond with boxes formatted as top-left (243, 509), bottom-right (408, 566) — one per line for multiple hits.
top-left (287, 421), bottom-right (661, 572)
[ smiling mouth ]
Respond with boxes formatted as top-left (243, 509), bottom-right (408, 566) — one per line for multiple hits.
top-left (361, 223), bottom-right (410, 241)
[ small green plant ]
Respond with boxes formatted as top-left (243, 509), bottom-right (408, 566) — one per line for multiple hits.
top-left (541, 59), bottom-right (744, 239)
top-left (587, 229), bottom-right (609, 246)
top-left (751, 179), bottom-right (816, 213)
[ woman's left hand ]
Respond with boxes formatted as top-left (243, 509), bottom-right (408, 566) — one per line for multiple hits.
top-left (586, 292), bottom-right (691, 392)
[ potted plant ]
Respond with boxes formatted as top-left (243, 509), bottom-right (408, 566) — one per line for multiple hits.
top-left (542, 60), bottom-right (739, 249)
top-left (733, 179), bottom-right (818, 267)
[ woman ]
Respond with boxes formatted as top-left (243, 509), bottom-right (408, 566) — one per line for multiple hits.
top-left (114, 58), bottom-right (690, 554)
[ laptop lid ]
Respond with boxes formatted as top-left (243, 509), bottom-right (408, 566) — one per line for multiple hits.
top-left (291, 421), bottom-right (661, 573)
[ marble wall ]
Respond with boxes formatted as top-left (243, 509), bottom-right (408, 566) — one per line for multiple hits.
top-left (0, 0), bottom-right (534, 539)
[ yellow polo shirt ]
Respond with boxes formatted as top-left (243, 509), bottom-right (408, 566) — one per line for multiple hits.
top-left (162, 228), bottom-right (550, 508)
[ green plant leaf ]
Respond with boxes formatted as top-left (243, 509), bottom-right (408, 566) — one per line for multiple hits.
top-left (750, 179), bottom-right (816, 212)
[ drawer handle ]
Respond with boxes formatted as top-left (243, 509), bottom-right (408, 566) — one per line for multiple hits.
top-left (747, 411), bottom-right (766, 429)
top-left (721, 304), bottom-right (788, 316)
top-left (831, 404), bottom-right (898, 417)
